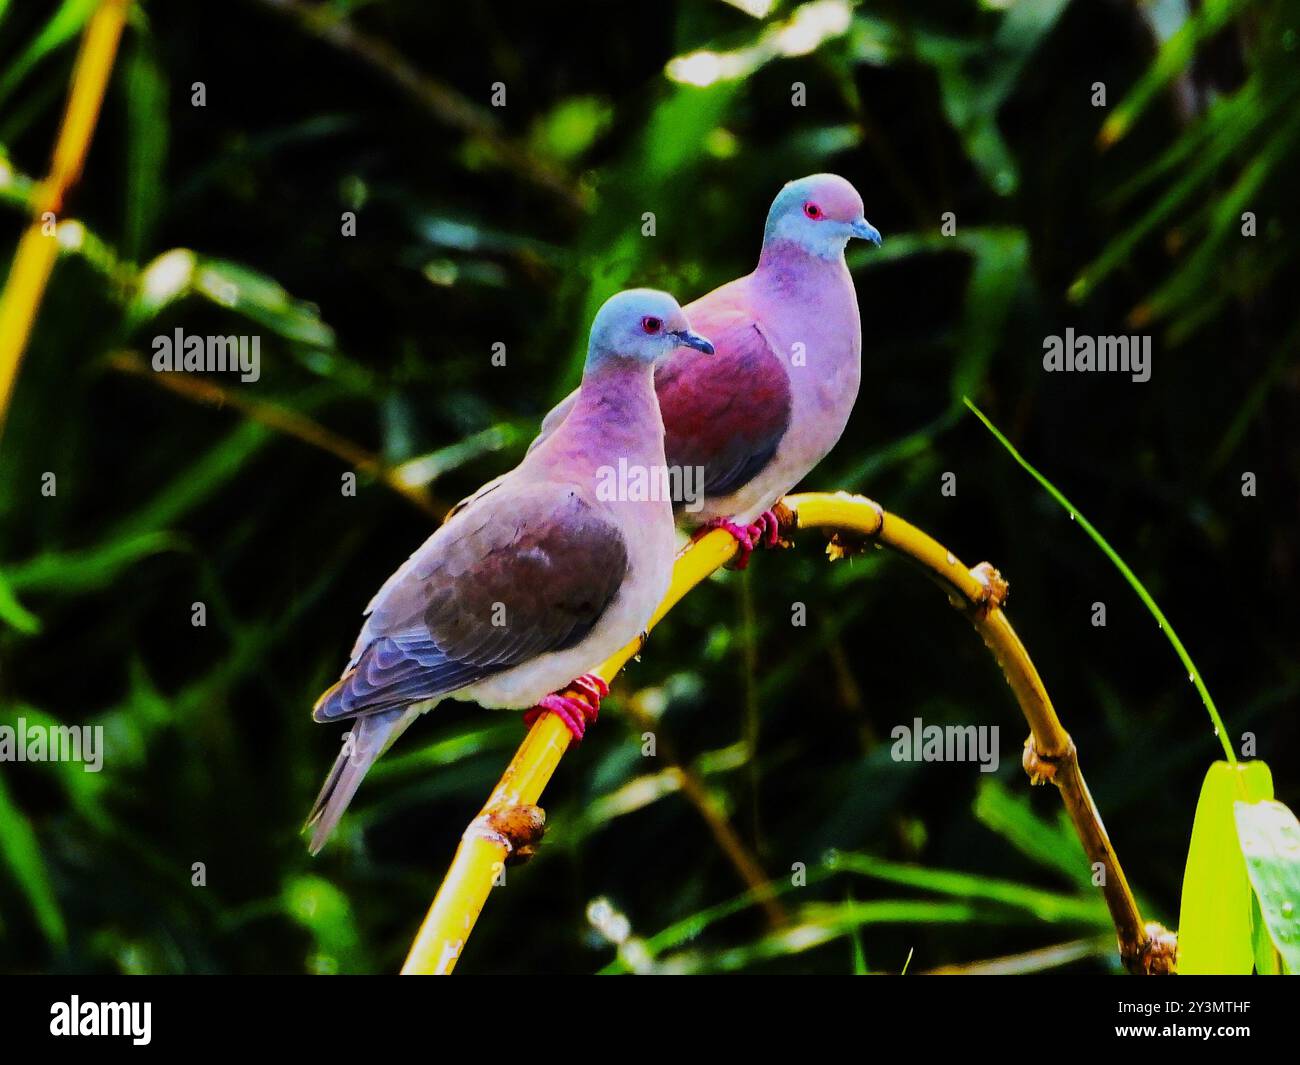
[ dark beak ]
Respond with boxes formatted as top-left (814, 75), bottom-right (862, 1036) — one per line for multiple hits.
top-left (674, 329), bottom-right (714, 355)
top-left (850, 217), bottom-right (882, 246)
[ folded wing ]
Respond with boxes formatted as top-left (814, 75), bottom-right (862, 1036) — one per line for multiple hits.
top-left (314, 483), bottom-right (629, 720)
top-left (657, 304), bottom-right (791, 500)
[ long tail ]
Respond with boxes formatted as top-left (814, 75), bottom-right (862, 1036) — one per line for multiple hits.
top-left (304, 706), bottom-right (419, 854)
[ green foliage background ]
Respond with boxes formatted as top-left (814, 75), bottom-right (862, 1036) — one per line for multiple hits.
top-left (0, 0), bottom-right (1296, 974)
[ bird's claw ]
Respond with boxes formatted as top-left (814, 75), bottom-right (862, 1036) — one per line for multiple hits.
top-left (692, 518), bottom-right (756, 568)
top-left (697, 510), bottom-right (786, 569)
top-left (524, 673), bottom-right (607, 741)
top-left (570, 673), bottom-right (609, 707)
top-left (746, 509), bottom-right (784, 550)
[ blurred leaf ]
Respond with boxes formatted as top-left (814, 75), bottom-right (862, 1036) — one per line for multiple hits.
top-left (6, 530), bottom-right (180, 594)
top-left (282, 875), bottom-right (366, 975)
top-left (866, 0), bottom-right (1070, 195)
top-left (366, 722), bottom-right (517, 782)
top-left (950, 228), bottom-right (1028, 404)
top-left (0, 0), bottom-right (97, 112)
top-left (601, 862), bottom-right (835, 973)
top-left (122, 38), bottom-right (169, 261)
top-left (666, 0), bottom-right (853, 89)
top-left (0, 569), bottom-right (41, 632)
top-left (529, 96), bottom-right (612, 164)
top-left (1071, 81), bottom-right (1277, 304)
top-left (0, 774), bottom-right (67, 948)
top-left (1177, 760), bottom-right (1272, 975)
top-left (0, 705), bottom-right (111, 825)
top-left (1100, 0), bottom-right (1247, 148)
top-left (105, 420), bottom-right (274, 539)
top-left (192, 258), bottom-right (336, 348)
top-left (582, 769), bottom-right (686, 827)
top-left (5, 418), bottom-right (309, 596)
top-left (555, 79), bottom-right (740, 394)
top-left (1143, 106), bottom-right (1300, 336)
top-left (973, 779), bottom-right (1092, 888)
top-left (848, 908), bottom-right (868, 974)
top-left (694, 900), bottom-right (981, 973)
top-left (832, 851), bottom-right (1110, 925)
top-left (391, 422), bottom-right (525, 489)
top-left (851, 226), bottom-right (1028, 410)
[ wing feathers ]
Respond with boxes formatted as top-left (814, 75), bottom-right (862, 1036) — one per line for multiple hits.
top-left (315, 485), bottom-right (628, 720)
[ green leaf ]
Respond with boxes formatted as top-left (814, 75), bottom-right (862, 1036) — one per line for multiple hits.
top-left (1251, 891), bottom-right (1281, 975)
top-left (5, 530), bottom-right (180, 595)
top-left (1071, 82), bottom-right (1276, 303)
top-left (849, 919), bottom-right (868, 975)
top-left (192, 258), bottom-right (337, 348)
top-left (973, 778), bottom-right (1093, 889)
top-left (0, 704), bottom-right (110, 823)
top-left (690, 900), bottom-right (982, 973)
top-left (122, 39), bottom-right (169, 261)
top-left (1177, 760), bottom-right (1273, 975)
top-left (282, 875), bottom-right (366, 975)
top-left (889, 0), bottom-right (1070, 196)
top-left (949, 229), bottom-right (1028, 404)
top-left (1234, 797), bottom-right (1300, 974)
top-left (528, 96), bottom-right (612, 164)
top-left (0, 569), bottom-right (41, 633)
top-left (0, 774), bottom-right (67, 948)
top-left (1100, 0), bottom-right (1247, 148)
top-left (0, 0), bottom-right (98, 112)
top-left (833, 851), bottom-right (1110, 926)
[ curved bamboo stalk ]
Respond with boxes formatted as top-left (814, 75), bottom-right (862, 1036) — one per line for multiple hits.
top-left (402, 492), bottom-right (1174, 975)
top-left (400, 528), bottom-right (739, 974)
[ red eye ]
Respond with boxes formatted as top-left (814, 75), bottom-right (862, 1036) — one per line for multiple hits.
top-left (803, 202), bottom-right (823, 220)
top-left (642, 316), bottom-right (662, 334)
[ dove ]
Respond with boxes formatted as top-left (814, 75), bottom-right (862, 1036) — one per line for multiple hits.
top-left (305, 289), bottom-right (713, 853)
top-left (532, 174), bottom-right (880, 567)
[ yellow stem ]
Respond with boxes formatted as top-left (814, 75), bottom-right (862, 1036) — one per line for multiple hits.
top-left (400, 528), bottom-right (737, 974)
top-left (0, 0), bottom-right (130, 441)
top-left (402, 492), bottom-right (1169, 975)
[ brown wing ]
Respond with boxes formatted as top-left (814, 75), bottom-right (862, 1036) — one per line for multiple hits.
top-left (314, 482), bottom-right (627, 720)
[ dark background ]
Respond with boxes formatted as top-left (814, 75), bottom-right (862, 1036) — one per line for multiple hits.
top-left (0, 0), bottom-right (1295, 974)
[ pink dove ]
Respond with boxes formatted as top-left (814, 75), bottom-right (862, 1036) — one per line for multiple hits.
top-left (305, 289), bottom-right (713, 852)
top-left (532, 174), bottom-right (879, 567)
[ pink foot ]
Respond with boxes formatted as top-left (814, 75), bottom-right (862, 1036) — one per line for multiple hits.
top-left (746, 509), bottom-right (782, 550)
top-left (696, 511), bottom-right (784, 570)
top-left (695, 518), bottom-right (757, 569)
top-left (523, 673), bottom-right (608, 741)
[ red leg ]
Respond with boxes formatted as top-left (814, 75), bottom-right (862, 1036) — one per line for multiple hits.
top-left (522, 673), bottom-right (607, 741)
top-left (746, 509), bottom-right (782, 549)
top-left (694, 517), bottom-right (757, 569)
top-left (569, 673), bottom-right (609, 712)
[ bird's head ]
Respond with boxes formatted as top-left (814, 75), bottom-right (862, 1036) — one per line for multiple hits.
top-left (762, 173), bottom-right (881, 259)
top-left (587, 288), bottom-right (714, 368)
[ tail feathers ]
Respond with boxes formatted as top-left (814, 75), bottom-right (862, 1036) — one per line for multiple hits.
top-left (304, 707), bottom-right (415, 854)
